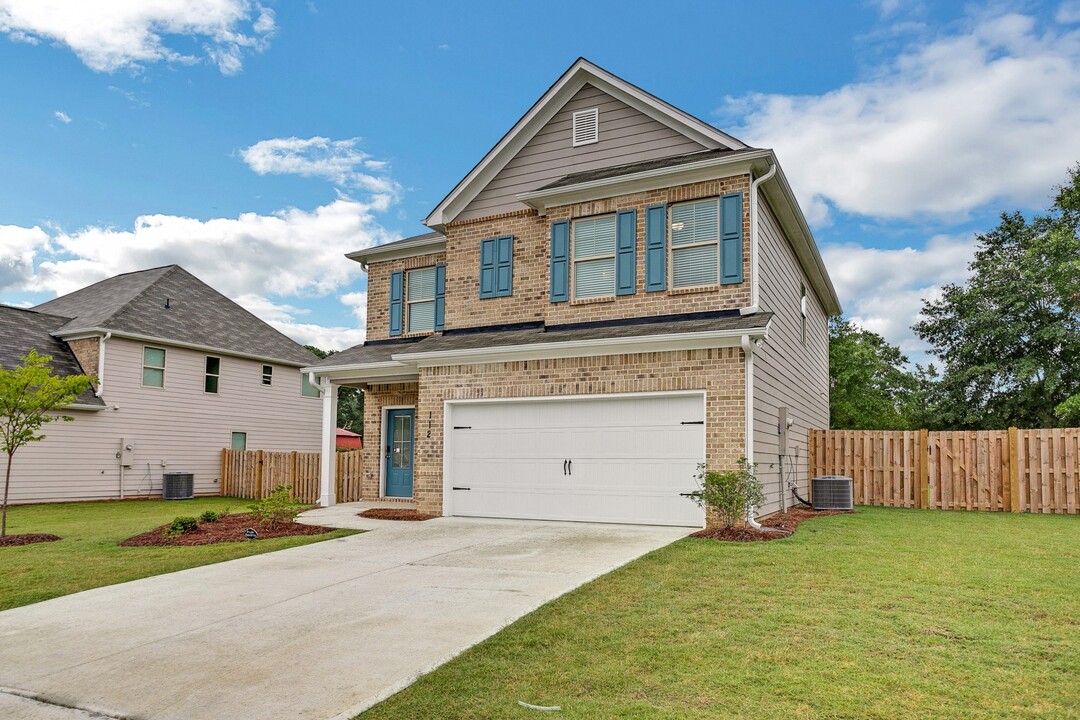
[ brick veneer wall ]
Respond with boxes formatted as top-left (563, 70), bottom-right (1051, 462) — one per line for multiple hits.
top-left (66, 337), bottom-right (100, 387)
top-left (410, 348), bottom-right (745, 525)
top-left (360, 382), bottom-right (419, 499)
top-left (365, 252), bottom-right (446, 341)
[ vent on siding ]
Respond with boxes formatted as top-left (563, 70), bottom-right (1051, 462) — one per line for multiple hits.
top-left (572, 108), bottom-right (599, 146)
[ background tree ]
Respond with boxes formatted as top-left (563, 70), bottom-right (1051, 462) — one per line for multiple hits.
top-left (913, 167), bottom-right (1080, 429)
top-left (829, 317), bottom-right (919, 429)
top-left (305, 345), bottom-right (364, 435)
top-left (1, 350), bottom-right (93, 536)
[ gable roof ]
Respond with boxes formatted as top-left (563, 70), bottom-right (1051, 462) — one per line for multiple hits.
top-left (424, 58), bottom-right (748, 232)
top-left (0, 304), bottom-right (104, 407)
top-left (34, 266), bottom-right (318, 366)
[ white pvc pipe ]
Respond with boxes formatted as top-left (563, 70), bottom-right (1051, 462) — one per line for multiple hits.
top-left (95, 331), bottom-right (111, 397)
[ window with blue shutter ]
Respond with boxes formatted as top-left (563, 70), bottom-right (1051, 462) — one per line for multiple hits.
top-left (720, 192), bottom-right (744, 285)
top-left (572, 215), bottom-right (617, 299)
top-left (480, 236), bottom-right (513, 298)
top-left (406, 266), bottom-right (437, 333)
top-left (615, 209), bottom-right (636, 296)
top-left (434, 264), bottom-right (445, 331)
top-left (670, 198), bottom-right (720, 288)
top-left (645, 204), bottom-right (667, 292)
top-left (550, 221), bottom-right (569, 303)
top-left (389, 271), bottom-right (403, 336)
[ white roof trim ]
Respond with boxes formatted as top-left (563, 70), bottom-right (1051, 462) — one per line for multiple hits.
top-left (424, 58), bottom-right (746, 232)
top-left (52, 328), bottom-right (313, 367)
top-left (346, 235), bottom-right (446, 268)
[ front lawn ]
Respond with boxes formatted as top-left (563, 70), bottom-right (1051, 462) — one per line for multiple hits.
top-left (0, 497), bottom-right (356, 610)
top-left (361, 508), bottom-right (1079, 719)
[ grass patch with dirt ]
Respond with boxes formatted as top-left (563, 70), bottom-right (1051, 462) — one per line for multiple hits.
top-left (0, 497), bottom-right (356, 610)
top-left (360, 507), bottom-right (1079, 720)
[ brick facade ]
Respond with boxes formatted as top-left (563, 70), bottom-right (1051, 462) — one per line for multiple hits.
top-left (66, 337), bottom-right (100, 388)
top-left (364, 252), bottom-right (446, 341)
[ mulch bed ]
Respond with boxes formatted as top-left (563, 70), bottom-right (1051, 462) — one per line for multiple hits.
top-left (691, 507), bottom-right (856, 542)
top-left (0, 533), bottom-right (61, 547)
top-left (358, 508), bottom-right (438, 521)
top-left (119, 513), bottom-right (336, 547)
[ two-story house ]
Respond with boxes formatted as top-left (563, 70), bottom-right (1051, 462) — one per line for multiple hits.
top-left (2, 265), bottom-right (322, 503)
top-left (308, 59), bottom-right (841, 527)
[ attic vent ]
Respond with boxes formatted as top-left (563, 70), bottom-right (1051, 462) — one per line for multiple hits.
top-left (572, 108), bottom-right (599, 146)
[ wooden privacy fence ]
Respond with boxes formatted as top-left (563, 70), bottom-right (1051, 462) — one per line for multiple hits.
top-left (809, 428), bottom-right (1079, 514)
top-left (220, 449), bottom-right (364, 503)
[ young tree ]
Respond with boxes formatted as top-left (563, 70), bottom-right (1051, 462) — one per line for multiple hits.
top-left (829, 317), bottom-right (919, 429)
top-left (0, 350), bottom-right (93, 536)
top-left (914, 167), bottom-right (1080, 429)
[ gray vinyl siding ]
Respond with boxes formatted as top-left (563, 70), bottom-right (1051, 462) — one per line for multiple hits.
top-left (752, 199), bottom-right (830, 516)
top-left (7, 337), bottom-right (321, 504)
top-left (458, 83), bottom-right (706, 221)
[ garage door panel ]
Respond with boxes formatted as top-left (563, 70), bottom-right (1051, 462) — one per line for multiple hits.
top-left (447, 394), bottom-right (706, 527)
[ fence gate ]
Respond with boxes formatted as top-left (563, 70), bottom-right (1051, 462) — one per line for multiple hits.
top-left (220, 449), bottom-right (365, 503)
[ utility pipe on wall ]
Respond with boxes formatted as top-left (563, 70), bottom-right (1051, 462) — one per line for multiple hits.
top-left (748, 159), bottom-right (777, 313)
top-left (742, 334), bottom-right (780, 533)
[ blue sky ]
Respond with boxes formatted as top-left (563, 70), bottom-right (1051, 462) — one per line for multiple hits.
top-left (1, 1), bottom-right (1079, 360)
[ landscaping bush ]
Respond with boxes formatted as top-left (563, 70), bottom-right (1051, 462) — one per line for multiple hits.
top-left (685, 458), bottom-right (765, 528)
top-left (199, 510), bottom-right (220, 523)
top-left (248, 484), bottom-right (305, 528)
top-left (162, 516), bottom-right (199, 537)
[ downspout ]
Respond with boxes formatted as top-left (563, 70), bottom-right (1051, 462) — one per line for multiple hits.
top-left (742, 334), bottom-right (780, 533)
top-left (745, 159), bottom-right (777, 314)
top-left (95, 332), bottom-right (112, 397)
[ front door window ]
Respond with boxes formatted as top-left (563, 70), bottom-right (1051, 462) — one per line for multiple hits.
top-left (391, 413), bottom-right (413, 469)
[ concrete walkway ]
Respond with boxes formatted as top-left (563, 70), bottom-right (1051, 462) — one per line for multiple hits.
top-left (0, 505), bottom-right (689, 720)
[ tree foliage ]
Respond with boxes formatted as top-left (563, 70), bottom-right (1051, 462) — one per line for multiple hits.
top-left (829, 317), bottom-right (922, 429)
top-left (305, 345), bottom-right (364, 434)
top-left (0, 350), bottom-right (93, 536)
top-left (913, 167), bottom-right (1080, 429)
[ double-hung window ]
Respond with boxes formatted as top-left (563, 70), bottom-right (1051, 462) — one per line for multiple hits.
top-left (572, 215), bottom-right (617, 299)
top-left (142, 347), bottom-right (166, 388)
top-left (262, 365), bottom-right (273, 386)
top-left (406, 266), bottom-right (437, 333)
top-left (669, 198), bottom-right (720, 289)
top-left (204, 356), bottom-right (220, 393)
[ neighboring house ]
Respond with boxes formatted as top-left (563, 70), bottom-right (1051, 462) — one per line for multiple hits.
top-left (336, 428), bottom-right (362, 450)
top-left (2, 265), bottom-right (322, 503)
top-left (308, 58), bottom-right (841, 527)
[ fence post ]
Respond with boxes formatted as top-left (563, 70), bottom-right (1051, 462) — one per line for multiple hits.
top-left (918, 429), bottom-right (929, 509)
top-left (1008, 427), bottom-right (1020, 513)
top-left (254, 449), bottom-right (265, 499)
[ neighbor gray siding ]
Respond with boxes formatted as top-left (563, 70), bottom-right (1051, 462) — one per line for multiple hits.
top-left (7, 337), bottom-right (321, 503)
top-left (752, 199), bottom-right (830, 516)
top-left (458, 83), bottom-right (706, 221)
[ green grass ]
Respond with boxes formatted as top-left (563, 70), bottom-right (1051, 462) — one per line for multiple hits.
top-left (361, 508), bottom-right (1079, 720)
top-left (0, 497), bottom-right (356, 610)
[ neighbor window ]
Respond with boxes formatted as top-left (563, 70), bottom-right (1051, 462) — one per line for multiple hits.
top-left (800, 284), bottom-right (808, 346)
top-left (204, 356), bottom-right (220, 394)
top-left (407, 266), bottom-right (437, 333)
top-left (669, 198), bottom-right (720, 288)
top-left (142, 347), bottom-right (166, 388)
top-left (301, 373), bottom-right (320, 397)
top-left (262, 365), bottom-right (273, 386)
top-left (572, 215), bottom-right (616, 299)
top-left (231, 432), bottom-right (247, 450)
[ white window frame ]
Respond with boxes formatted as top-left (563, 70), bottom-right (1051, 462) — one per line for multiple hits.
top-left (204, 355), bottom-right (220, 394)
top-left (668, 197), bottom-right (721, 290)
top-left (142, 346), bottom-right (166, 388)
top-left (572, 107), bottom-right (599, 147)
top-left (406, 267), bottom-right (437, 334)
top-left (800, 284), bottom-right (808, 347)
top-left (231, 431), bottom-right (247, 450)
top-left (571, 214), bottom-right (617, 300)
top-left (262, 364), bottom-right (273, 386)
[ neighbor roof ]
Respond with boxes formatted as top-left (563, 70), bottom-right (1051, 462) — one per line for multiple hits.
top-left (0, 305), bottom-right (104, 407)
top-left (34, 266), bottom-right (317, 366)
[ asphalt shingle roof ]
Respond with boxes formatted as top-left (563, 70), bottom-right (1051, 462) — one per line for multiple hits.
top-left (0, 305), bottom-right (104, 407)
top-left (34, 266), bottom-right (317, 366)
top-left (538, 147), bottom-right (759, 191)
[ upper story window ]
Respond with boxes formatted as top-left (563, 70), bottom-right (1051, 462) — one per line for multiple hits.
top-left (669, 198), bottom-right (720, 289)
top-left (204, 356), bottom-right (220, 394)
top-left (407, 266), bottom-right (437, 333)
top-left (800, 284), bottom-right (808, 346)
top-left (572, 215), bottom-right (617, 299)
top-left (572, 107), bottom-right (599, 146)
top-left (262, 365), bottom-right (273, 386)
top-left (301, 373), bottom-right (320, 398)
top-left (142, 347), bottom-right (165, 388)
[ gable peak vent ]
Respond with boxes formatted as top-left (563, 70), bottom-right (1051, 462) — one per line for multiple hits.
top-left (572, 107), bottom-right (599, 147)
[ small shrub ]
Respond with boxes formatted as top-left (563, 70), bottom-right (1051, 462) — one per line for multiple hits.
top-left (248, 484), bottom-right (304, 528)
top-left (684, 458), bottom-right (765, 529)
top-left (163, 516), bottom-right (199, 537)
top-left (199, 510), bottom-right (220, 523)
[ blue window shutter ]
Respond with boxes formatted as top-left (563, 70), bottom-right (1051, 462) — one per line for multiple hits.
top-left (645, 204), bottom-right (667, 292)
top-left (434, 264), bottom-right (446, 331)
top-left (615, 209), bottom-right (636, 296)
top-left (550, 221), bottom-right (569, 303)
top-left (496, 235), bottom-right (513, 297)
top-left (389, 271), bottom-right (403, 336)
top-left (720, 192), bottom-right (744, 285)
top-left (479, 238), bottom-right (496, 299)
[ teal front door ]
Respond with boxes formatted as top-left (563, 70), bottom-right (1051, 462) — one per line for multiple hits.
top-left (385, 409), bottom-right (415, 497)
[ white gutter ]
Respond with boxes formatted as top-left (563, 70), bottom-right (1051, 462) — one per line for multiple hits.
top-left (748, 159), bottom-right (777, 312)
top-left (94, 331), bottom-right (111, 397)
top-left (740, 334), bottom-right (777, 533)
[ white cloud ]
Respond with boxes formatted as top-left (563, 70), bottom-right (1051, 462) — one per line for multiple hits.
top-left (1058, 2), bottom-right (1080, 24)
top-left (232, 294), bottom-right (365, 351)
top-left (0, 0), bottom-right (275, 74)
top-left (721, 10), bottom-right (1080, 225)
top-left (822, 233), bottom-right (977, 356)
top-left (0, 224), bottom-right (50, 292)
top-left (53, 110), bottom-right (71, 124)
top-left (240, 136), bottom-right (400, 203)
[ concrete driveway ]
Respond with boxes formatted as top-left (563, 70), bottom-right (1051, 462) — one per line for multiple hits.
top-left (0, 506), bottom-right (689, 720)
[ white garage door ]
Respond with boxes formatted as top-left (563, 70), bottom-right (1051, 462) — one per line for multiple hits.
top-left (445, 393), bottom-right (706, 527)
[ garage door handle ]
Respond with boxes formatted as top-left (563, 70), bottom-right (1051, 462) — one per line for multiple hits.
top-left (563, 459), bottom-right (567, 476)
top-left (681, 421), bottom-right (704, 425)
top-left (567, 459), bottom-right (572, 475)
top-left (452, 486), bottom-right (471, 491)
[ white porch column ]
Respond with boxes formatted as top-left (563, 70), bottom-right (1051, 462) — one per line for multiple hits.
top-left (317, 380), bottom-right (338, 507)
